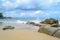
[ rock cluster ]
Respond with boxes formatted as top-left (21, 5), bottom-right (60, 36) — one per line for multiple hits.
top-left (38, 18), bottom-right (60, 38)
top-left (26, 22), bottom-right (35, 25)
top-left (26, 22), bottom-right (41, 26)
top-left (40, 18), bottom-right (60, 27)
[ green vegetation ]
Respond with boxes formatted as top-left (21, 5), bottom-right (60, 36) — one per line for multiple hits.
top-left (0, 13), bottom-right (3, 18)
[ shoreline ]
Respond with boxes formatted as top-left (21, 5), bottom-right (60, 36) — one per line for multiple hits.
top-left (0, 22), bottom-right (39, 31)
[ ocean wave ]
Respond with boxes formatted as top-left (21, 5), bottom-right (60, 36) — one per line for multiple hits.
top-left (16, 20), bottom-right (27, 24)
top-left (59, 21), bottom-right (60, 24)
top-left (16, 19), bottom-right (41, 24)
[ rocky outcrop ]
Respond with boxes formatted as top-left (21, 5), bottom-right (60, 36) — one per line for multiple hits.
top-left (40, 18), bottom-right (60, 27)
top-left (38, 26), bottom-right (60, 38)
top-left (40, 18), bottom-right (58, 25)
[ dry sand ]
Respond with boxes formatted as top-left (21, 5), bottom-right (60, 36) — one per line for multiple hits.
top-left (0, 30), bottom-right (60, 40)
top-left (0, 23), bottom-right (60, 40)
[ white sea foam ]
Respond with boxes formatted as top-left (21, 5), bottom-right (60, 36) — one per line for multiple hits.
top-left (31, 19), bottom-right (41, 24)
top-left (59, 21), bottom-right (60, 24)
top-left (16, 19), bottom-right (41, 24)
top-left (17, 20), bottom-right (27, 24)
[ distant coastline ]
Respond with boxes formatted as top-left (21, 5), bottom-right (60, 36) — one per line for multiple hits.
top-left (0, 17), bottom-right (12, 19)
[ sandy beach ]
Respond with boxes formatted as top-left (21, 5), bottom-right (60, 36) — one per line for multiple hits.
top-left (0, 23), bottom-right (60, 40)
top-left (0, 30), bottom-right (60, 40)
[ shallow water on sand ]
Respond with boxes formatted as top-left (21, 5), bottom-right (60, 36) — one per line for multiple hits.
top-left (0, 18), bottom-right (40, 31)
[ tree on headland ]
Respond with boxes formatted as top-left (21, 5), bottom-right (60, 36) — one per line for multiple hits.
top-left (0, 12), bottom-right (12, 19)
top-left (0, 13), bottom-right (3, 18)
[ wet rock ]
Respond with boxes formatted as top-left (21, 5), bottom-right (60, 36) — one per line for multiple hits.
top-left (2, 26), bottom-right (15, 30)
top-left (26, 22), bottom-right (35, 25)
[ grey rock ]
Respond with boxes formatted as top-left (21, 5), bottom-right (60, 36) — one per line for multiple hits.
top-left (2, 26), bottom-right (15, 30)
top-left (26, 22), bottom-right (35, 25)
top-left (38, 26), bottom-right (60, 38)
top-left (53, 29), bottom-right (60, 38)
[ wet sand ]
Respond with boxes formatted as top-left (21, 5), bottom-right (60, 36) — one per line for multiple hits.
top-left (0, 22), bottom-right (39, 31)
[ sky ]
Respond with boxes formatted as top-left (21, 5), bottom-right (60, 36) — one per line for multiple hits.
top-left (0, 0), bottom-right (60, 19)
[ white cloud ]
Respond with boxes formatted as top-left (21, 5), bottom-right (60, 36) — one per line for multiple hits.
top-left (1, 0), bottom-right (31, 8)
top-left (56, 0), bottom-right (60, 2)
top-left (20, 13), bottom-right (25, 17)
top-left (54, 11), bottom-right (59, 14)
top-left (34, 0), bottom-right (60, 8)
top-left (30, 10), bottom-right (42, 17)
top-left (35, 10), bottom-right (41, 14)
top-left (1, 0), bottom-right (6, 2)
top-left (2, 1), bottom-right (13, 8)
top-left (4, 11), bottom-right (16, 17)
top-left (14, 0), bottom-right (32, 8)
top-left (45, 13), bottom-right (49, 16)
top-left (44, 13), bottom-right (50, 18)
top-left (1, 0), bottom-right (60, 10)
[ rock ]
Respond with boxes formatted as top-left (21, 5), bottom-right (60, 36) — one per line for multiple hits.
top-left (2, 26), bottom-right (15, 30)
top-left (51, 24), bottom-right (59, 27)
top-left (34, 24), bottom-right (41, 26)
top-left (3, 28), bottom-right (8, 30)
top-left (26, 22), bottom-right (42, 27)
top-left (38, 26), bottom-right (60, 38)
top-left (40, 18), bottom-right (59, 25)
top-left (26, 22), bottom-right (35, 25)
top-left (53, 29), bottom-right (60, 38)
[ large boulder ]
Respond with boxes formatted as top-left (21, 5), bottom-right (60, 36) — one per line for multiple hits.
top-left (53, 29), bottom-right (60, 38)
top-left (40, 18), bottom-right (59, 25)
top-left (38, 26), bottom-right (60, 38)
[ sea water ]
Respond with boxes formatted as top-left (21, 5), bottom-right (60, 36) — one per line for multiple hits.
top-left (0, 17), bottom-right (60, 24)
top-left (0, 17), bottom-right (42, 23)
